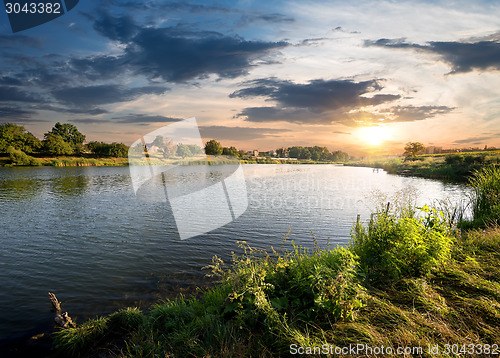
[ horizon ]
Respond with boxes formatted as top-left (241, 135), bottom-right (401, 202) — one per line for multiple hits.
top-left (1, 1), bottom-right (500, 156)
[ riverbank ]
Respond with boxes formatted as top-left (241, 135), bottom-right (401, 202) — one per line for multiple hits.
top-left (0, 155), bottom-right (129, 167)
top-left (0, 154), bottom-right (346, 167)
top-left (52, 166), bottom-right (500, 357)
top-left (350, 151), bottom-right (500, 182)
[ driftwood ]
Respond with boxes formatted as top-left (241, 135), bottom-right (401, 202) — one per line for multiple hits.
top-left (48, 292), bottom-right (75, 329)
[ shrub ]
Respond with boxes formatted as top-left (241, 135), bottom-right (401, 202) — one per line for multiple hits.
top-left (351, 206), bottom-right (453, 283)
top-left (7, 146), bottom-right (40, 166)
top-left (468, 165), bottom-right (500, 226)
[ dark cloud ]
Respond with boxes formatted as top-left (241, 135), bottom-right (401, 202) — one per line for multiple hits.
top-left (51, 84), bottom-right (169, 106)
top-left (0, 86), bottom-right (44, 103)
top-left (0, 76), bottom-right (24, 86)
top-left (199, 125), bottom-right (291, 141)
top-left (236, 106), bottom-right (319, 124)
top-left (125, 27), bottom-right (288, 82)
top-left (93, 13), bottom-right (139, 42)
top-left (232, 78), bottom-right (401, 124)
top-left (88, 13), bottom-right (288, 83)
top-left (240, 13), bottom-right (295, 25)
top-left (387, 105), bottom-right (454, 122)
top-left (35, 104), bottom-right (108, 115)
top-left (112, 114), bottom-right (183, 124)
top-left (367, 37), bottom-right (500, 74)
top-left (0, 106), bottom-right (36, 121)
top-left (453, 135), bottom-right (497, 145)
top-left (0, 35), bottom-right (41, 50)
top-left (69, 56), bottom-right (127, 82)
top-left (231, 78), bottom-right (400, 113)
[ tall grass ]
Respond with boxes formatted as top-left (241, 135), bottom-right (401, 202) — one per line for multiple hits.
top-left (468, 165), bottom-right (500, 226)
top-left (351, 206), bottom-right (453, 284)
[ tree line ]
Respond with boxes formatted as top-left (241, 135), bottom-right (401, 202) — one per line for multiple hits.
top-left (204, 139), bottom-right (350, 162)
top-left (0, 122), bottom-right (129, 157)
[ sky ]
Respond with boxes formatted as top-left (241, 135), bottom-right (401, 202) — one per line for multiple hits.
top-left (1, 0), bottom-right (500, 156)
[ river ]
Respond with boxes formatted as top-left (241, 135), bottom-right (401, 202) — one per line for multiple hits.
top-left (0, 164), bottom-right (468, 342)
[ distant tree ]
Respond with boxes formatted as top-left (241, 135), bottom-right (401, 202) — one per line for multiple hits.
top-left (187, 144), bottom-right (203, 155)
top-left (204, 139), bottom-right (223, 155)
top-left (152, 135), bottom-right (165, 148)
top-left (0, 123), bottom-right (41, 153)
top-left (86, 141), bottom-right (129, 157)
top-left (276, 147), bottom-right (288, 158)
top-left (43, 133), bottom-right (74, 155)
top-left (330, 150), bottom-right (349, 162)
top-left (176, 143), bottom-right (192, 158)
top-left (109, 143), bottom-right (129, 158)
top-left (298, 148), bottom-right (311, 159)
top-left (222, 146), bottom-right (239, 157)
top-left (404, 142), bottom-right (425, 159)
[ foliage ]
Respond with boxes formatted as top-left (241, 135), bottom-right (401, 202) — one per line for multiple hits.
top-left (46, 122), bottom-right (86, 147)
top-left (86, 141), bottom-right (129, 157)
top-left (205, 139), bottom-right (223, 155)
top-left (43, 133), bottom-right (74, 155)
top-left (0, 123), bottom-right (41, 153)
top-left (351, 206), bottom-right (453, 283)
top-left (468, 165), bottom-right (500, 226)
top-left (176, 143), bottom-right (192, 158)
top-left (404, 142), bottom-right (425, 159)
top-left (7, 146), bottom-right (40, 166)
top-left (222, 146), bottom-right (240, 157)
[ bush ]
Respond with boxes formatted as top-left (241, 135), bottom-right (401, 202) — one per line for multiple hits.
top-left (351, 206), bottom-right (453, 283)
top-left (7, 146), bottom-right (40, 166)
top-left (468, 165), bottom-right (500, 226)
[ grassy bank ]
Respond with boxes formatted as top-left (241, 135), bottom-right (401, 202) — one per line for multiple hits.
top-left (351, 151), bottom-right (500, 182)
top-left (0, 154), bottom-right (129, 167)
top-left (52, 166), bottom-right (500, 357)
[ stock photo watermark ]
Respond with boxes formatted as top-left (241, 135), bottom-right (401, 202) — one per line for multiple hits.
top-left (128, 117), bottom-right (248, 240)
top-left (3, 0), bottom-right (79, 32)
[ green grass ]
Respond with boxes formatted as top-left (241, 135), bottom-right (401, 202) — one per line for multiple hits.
top-left (53, 168), bottom-right (500, 357)
top-left (352, 153), bottom-right (500, 182)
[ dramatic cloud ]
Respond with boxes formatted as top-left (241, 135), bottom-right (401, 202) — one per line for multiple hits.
top-left (112, 114), bottom-right (183, 124)
top-left (0, 106), bottom-right (36, 121)
top-left (93, 13), bottom-right (139, 42)
top-left (367, 37), bottom-right (500, 74)
top-left (35, 104), bottom-right (108, 115)
top-left (231, 78), bottom-right (400, 112)
top-left (199, 126), bottom-right (291, 140)
top-left (453, 135), bottom-right (499, 145)
top-left (51, 84), bottom-right (169, 106)
top-left (87, 13), bottom-right (289, 83)
top-left (0, 86), bottom-right (44, 103)
top-left (232, 78), bottom-right (401, 124)
top-left (387, 105), bottom-right (454, 122)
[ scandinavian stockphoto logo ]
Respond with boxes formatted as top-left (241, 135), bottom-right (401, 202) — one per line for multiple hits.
top-left (4, 0), bottom-right (79, 33)
top-left (128, 117), bottom-right (248, 240)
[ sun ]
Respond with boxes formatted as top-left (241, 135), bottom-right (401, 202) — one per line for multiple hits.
top-left (356, 126), bottom-right (390, 146)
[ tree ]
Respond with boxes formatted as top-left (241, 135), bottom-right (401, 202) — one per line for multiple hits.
top-left (222, 146), bottom-right (239, 157)
top-left (43, 133), bottom-right (74, 155)
top-left (204, 139), bottom-right (223, 155)
top-left (404, 142), bottom-right (425, 159)
top-left (0, 123), bottom-right (42, 153)
top-left (176, 144), bottom-right (192, 158)
top-left (46, 122), bottom-right (85, 151)
top-left (187, 144), bottom-right (203, 155)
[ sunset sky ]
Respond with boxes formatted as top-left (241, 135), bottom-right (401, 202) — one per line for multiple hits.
top-left (1, 0), bottom-right (500, 156)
